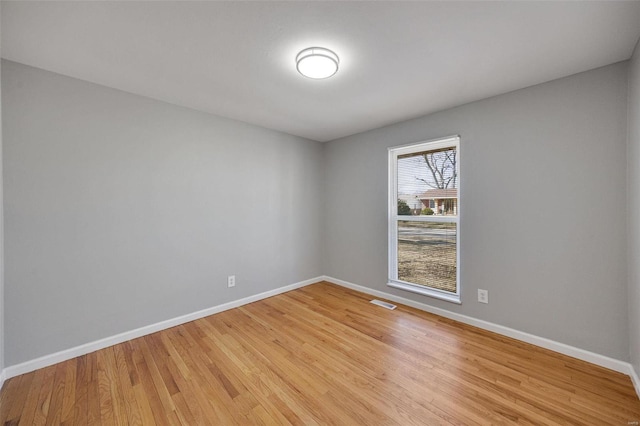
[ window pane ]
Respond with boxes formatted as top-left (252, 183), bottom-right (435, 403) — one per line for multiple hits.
top-left (397, 220), bottom-right (457, 293)
top-left (397, 148), bottom-right (457, 216)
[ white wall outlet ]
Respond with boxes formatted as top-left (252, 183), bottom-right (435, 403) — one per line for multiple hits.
top-left (478, 289), bottom-right (489, 304)
top-left (227, 275), bottom-right (236, 288)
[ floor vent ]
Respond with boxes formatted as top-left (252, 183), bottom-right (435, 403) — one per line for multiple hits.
top-left (370, 299), bottom-right (397, 310)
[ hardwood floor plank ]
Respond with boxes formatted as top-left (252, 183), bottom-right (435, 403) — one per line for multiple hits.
top-left (262, 295), bottom-right (515, 423)
top-left (112, 344), bottom-right (143, 426)
top-left (18, 368), bottom-right (47, 426)
top-left (4, 371), bottom-right (34, 424)
top-left (96, 349), bottom-right (115, 426)
top-left (207, 312), bottom-right (345, 423)
top-left (71, 355), bottom-right (88, 426)
top-left (164, 326), bottom-right (244, 423)
top-left (30, 365), bottom-right (57, 426)
top-left (130, 340), bottom-right (172, 426)
top-left (237, 304), bottom-right (451, 425)
top-left (44, 361), bottom-right (69, 425)
top-left (85, 352), bottom-right (102, 426)
top-left (59, 358), bottom-right (77, 424)
top-left (137, 337), bottom-right (178, 421)
top-left (0, 375), bottom-right (24, 424)
top-left (1, 282), bottom-right (639, 425)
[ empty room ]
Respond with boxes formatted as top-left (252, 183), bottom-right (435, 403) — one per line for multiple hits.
top-left (1, 1), bottom-right (640, 424)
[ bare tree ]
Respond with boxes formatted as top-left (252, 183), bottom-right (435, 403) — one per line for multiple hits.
top-left (416, 149), bottom-right (457, 189)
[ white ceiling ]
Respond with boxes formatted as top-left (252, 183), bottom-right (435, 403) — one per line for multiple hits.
top-left (2, 1), bottom-right (640, 142)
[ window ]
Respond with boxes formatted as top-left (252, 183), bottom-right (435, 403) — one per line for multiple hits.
top-left (388, 136), bottom-right (460, 304)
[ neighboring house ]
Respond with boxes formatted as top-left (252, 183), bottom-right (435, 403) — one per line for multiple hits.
top-left (398, 189), bottom-right (458, 215)
top-left (397, 193), bottom-right (424, 215)
top-left (418, 188), bottom-right (458, 215)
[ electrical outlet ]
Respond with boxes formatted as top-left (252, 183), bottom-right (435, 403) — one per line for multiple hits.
top-left (478, 289), bottom-right (488, 304)
top-left (227, 275), bottom-right (236, 288)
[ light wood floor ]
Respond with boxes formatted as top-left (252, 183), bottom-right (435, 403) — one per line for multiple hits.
top-left (1, 282), bottom-right (639, 425)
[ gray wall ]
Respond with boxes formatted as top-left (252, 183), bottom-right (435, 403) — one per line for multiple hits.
top-left (324, 63), bottom-right (630, 360)
top-left (1, 56), bottom-right (635, 368)
top-left (2, 60), bottom-right (323, 366)
top-left (0, 8), bottom-right (4, 378)
top-left (628, 41), bottom-right (640, 377)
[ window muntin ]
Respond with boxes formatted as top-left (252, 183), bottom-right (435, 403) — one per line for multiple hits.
top-left (388, 136), bottom-right (460, 303)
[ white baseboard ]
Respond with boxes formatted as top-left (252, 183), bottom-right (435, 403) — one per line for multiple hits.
top-left (631, 364), bottom-right (640, 398)
top-left (3, 275), bottom-right (639, 402)
top-left (3, 276), bottom-right (323, 380)
top-left (322, 275), bottom-right (639, 389)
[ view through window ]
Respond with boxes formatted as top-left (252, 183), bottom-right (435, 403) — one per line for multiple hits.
top-left (388, 136), bottom-right (460, 303)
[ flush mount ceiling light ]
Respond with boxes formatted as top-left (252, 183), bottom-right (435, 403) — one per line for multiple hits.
top-left (296, 47), bottom-right (339, 79)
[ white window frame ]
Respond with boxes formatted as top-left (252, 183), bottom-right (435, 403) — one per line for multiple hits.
top-left (388, 135), bottom-right (461, 304)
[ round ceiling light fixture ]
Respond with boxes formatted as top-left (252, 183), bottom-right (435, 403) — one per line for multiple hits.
top-left (296, 47), bottom-right (339, 79)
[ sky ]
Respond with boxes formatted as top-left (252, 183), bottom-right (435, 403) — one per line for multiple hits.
top-left (397, 148), bottom-right (457, 196)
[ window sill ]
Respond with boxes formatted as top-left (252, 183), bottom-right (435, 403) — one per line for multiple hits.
top-left (387, 281), bottom-right (461, 304)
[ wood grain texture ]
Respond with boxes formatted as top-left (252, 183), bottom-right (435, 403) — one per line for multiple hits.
top-left (1, 282), bottom-right (639, 425)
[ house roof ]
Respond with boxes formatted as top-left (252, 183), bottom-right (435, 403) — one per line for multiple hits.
top-left (418, 189), bottom-right (458, 200)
